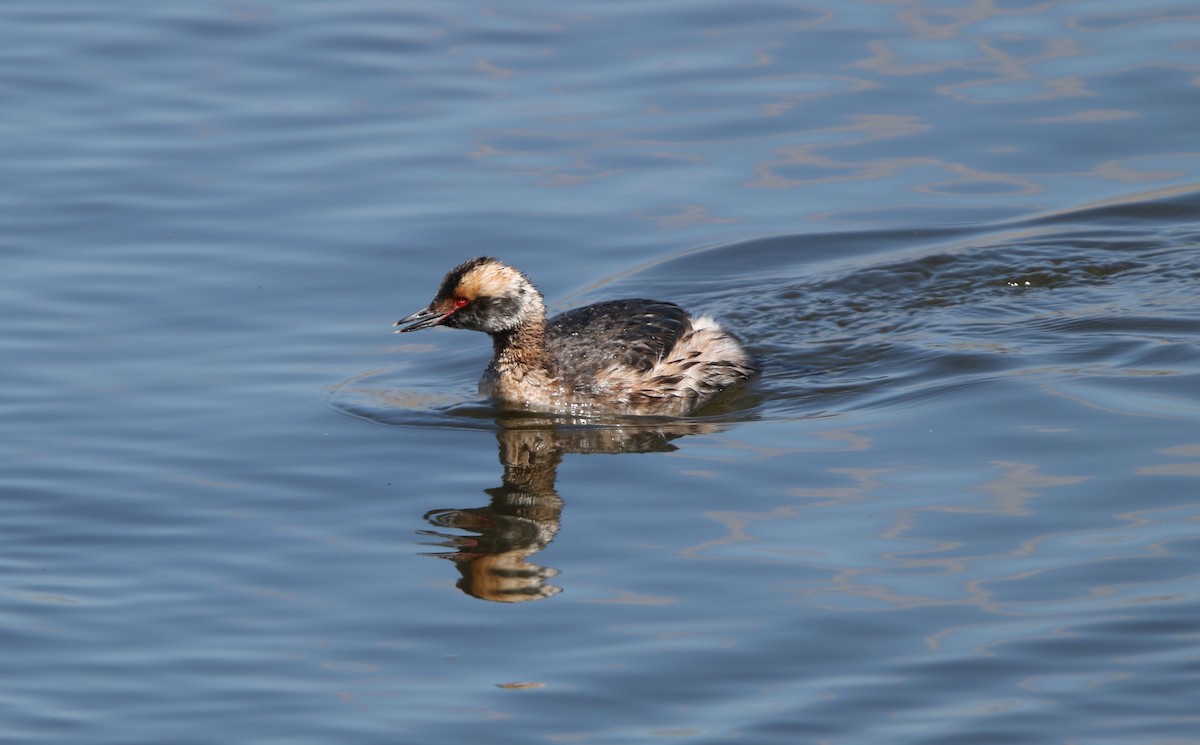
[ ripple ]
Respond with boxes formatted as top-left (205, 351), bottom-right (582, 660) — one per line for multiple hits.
top-left (342, 186), bottom-right (1200, 429)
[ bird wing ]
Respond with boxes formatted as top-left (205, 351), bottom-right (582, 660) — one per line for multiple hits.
top-left (546, 300), bottom-right (691, 379)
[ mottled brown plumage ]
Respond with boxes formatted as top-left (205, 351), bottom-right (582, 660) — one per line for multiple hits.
top-left (395, 257), bottom-right (757, 415)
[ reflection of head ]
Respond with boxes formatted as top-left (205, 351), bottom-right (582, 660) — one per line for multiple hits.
top-left (441, 543), bottom-right (561, 604)
top-left (420, 418), bottom-right (732, 602)
top-left (419, 427), bottom-right (565, 603)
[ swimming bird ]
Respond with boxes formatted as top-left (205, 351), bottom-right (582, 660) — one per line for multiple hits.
top-left (395, 257), bottom-right (757, 416)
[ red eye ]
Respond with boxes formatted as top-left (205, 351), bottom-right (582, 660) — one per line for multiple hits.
top-left (454, 297), bottom-right (469, 308)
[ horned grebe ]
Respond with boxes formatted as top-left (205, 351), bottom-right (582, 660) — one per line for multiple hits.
top-left (394, 257), bottom-right (758, 416)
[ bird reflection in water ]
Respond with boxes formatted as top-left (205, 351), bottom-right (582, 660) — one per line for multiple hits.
top-left (418, 416), bottom-right (726, 603)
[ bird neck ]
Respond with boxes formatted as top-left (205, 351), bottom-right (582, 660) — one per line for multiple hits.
top-left (489, 280), bottom-right (554, 374)
top-left (491, 307), bottom-right (551, 373)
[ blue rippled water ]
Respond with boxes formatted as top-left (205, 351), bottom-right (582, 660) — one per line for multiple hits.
top-left (3, 1), bottom-right (1200, 743)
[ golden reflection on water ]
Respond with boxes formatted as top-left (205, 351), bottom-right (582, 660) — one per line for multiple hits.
top-left (420, 418), bottom-right (728, 603)
top-left (439, 0), bottom-right (1200, 231)
top-left (966, 461), bottom-right (1085, 517)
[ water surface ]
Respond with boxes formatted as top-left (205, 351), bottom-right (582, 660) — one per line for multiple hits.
top-left (3, 1), bottom-right (1200, 743)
